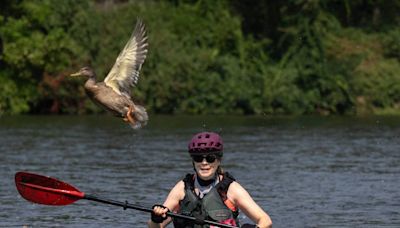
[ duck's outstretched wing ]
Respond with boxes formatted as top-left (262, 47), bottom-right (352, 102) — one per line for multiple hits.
top-left (104, 19), bottom-right (148, 97)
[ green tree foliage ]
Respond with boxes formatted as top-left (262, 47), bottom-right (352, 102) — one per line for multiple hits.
top-left (0, 0), bottom-right (399, 115)
top-left (0, 0), bottom-right (98, 114)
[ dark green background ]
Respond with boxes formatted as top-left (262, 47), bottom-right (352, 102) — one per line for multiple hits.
top-left (1, 0), bottom-right (399, 115)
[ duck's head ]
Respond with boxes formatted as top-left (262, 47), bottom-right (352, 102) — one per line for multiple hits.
top-left (70, 66), bottom-right (96, 78)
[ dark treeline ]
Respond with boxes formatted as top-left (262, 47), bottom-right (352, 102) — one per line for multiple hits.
top-left (1, 0), bottom-right (399, 115)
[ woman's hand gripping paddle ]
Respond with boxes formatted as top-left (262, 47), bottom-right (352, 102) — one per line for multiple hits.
top-left (15, 172), bottom-right (239, 228)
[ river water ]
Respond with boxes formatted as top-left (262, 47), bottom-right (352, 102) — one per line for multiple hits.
top-left (0, 115), bottom-right (399, 227)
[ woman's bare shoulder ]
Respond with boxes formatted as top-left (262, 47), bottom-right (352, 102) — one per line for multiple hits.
top-left (168, 180), bottom-right (186, 199)
top-left (226, 181), bottom-right (250, 202)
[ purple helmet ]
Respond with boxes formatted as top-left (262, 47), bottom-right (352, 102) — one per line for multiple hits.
top-left (188, 132), bottom-right (223, 155)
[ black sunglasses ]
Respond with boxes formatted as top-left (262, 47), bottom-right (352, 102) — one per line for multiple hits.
top-left (191, 154), bottom-right (218, 163)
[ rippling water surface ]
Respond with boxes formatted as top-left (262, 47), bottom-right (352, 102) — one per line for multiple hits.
top-left (1, 115), bottom-right (399, 227)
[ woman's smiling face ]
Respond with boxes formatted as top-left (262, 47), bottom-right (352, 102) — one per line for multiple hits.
top-left (192, 154), bottom-right (221, 180)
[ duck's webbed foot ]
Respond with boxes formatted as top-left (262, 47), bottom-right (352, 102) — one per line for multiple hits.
top-left (123, 106), bottom-right (136, 125)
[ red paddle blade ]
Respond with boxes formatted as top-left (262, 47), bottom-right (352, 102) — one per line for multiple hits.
top-left (15, 172), bottom-right (85, 206)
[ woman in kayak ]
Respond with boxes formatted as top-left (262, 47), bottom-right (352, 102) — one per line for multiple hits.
top-left (148, 132), bottom-right (272, 228)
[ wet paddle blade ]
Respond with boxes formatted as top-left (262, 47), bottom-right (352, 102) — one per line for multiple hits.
top-left (15, 172), bottom-right (85, 206)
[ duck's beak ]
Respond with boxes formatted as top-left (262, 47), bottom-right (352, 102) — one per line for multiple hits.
top-left (70, 72), bottom-right (82, 77)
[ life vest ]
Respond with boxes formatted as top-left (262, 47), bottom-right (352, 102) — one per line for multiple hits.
top-left (172, 172), bottom-right (240, 228)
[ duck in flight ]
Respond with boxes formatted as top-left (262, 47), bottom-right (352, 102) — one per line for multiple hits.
top-left (70, 19), bottom-right (148, 129)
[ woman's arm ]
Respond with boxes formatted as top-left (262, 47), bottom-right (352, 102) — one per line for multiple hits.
top-left (227, 182), bottom-right (272, 228)
top-left (147, 180), bottom-right (185, 228)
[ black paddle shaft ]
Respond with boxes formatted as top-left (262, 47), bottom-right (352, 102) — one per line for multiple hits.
top-left (84, 194), bottom-right (238, 228)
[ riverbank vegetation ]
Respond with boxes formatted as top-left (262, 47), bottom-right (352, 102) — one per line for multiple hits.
top-left (1, 0), bottom-right (399, 115)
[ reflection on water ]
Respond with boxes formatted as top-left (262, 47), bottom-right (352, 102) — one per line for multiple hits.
top-left (1, 115), bottom-right (400, 227)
